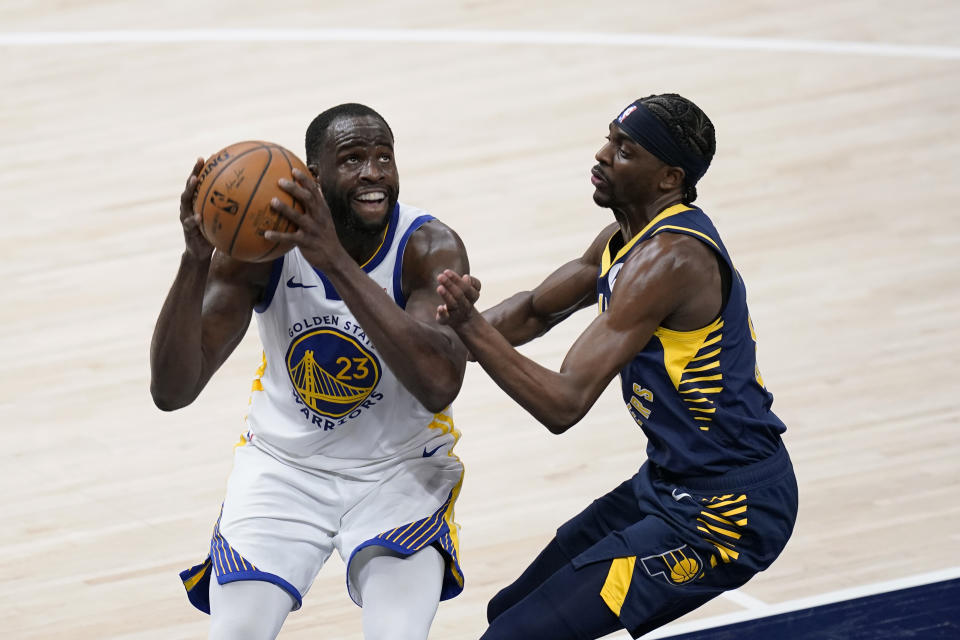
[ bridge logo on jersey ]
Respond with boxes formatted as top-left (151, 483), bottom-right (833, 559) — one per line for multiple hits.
top-left (285, 327), bottom-right (381, 418)
top-left (641, 545), bottom-right (704, 585)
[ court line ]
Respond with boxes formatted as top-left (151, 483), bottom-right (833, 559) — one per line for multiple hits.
top-left (718, 587), bottom-right (768, 610)
top-left (638, 565), bottom-right (960, 638)
top-left (0, 29), bottom-right (958, 59)
top-left (0, 507), bottom-right (215, 562)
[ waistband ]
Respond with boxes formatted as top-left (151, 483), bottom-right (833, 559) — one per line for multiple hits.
top-left (653, 440), bottom-right (792, 491)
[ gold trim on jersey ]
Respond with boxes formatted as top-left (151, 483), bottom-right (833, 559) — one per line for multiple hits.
top-left (654, 317), bottom-right (724, 431)
top-left (651, 224), bottom-right (721, 252)
top-left (428, 408), bottom-right (465, 584)
top-left (599, 203), bottom-right (692, 277)
top-left (373, 407), bottom-right (466, 589)
top-left (250, 351), bottom-right (267, 395)
top-left (358, 218), bottom-right (391, 269)
top-left (243, 351), bottom-right (269, 426)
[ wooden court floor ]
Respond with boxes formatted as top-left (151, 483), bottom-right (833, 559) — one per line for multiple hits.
top-left (2, 2), bottom-right (958, 638)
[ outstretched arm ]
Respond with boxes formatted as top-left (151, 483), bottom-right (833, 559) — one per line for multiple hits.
top-left (437, 234), bottom-right (712, 433)
top-left (150, 159), bottom-right (271, 411)
top-left (265, 170), bottom-right (469, 413)
top-left (481, 223), bottom-right (617, 345)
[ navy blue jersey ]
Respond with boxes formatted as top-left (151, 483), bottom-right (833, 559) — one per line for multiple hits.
top-left (597, 203), bottom-right (785, 476)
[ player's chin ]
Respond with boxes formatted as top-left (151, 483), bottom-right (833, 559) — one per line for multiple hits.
top-left (592, 189), bottom-right (613, 208)
top-left (349, 199), bottom-right (394, 233)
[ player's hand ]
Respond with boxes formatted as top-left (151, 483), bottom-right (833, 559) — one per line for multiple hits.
top-left (265, 168), bottom-right (342, 270)
top-left (180, 157), bottom-right (214, 261)
top-left (436, 270), bottom-right (482, 328)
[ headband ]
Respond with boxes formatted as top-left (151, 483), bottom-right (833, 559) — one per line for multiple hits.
top-left (614, 101), bottom-right (711, 187)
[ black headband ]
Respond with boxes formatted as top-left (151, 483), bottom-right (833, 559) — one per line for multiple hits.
top-left (613, 101), bottom-right (711, 188)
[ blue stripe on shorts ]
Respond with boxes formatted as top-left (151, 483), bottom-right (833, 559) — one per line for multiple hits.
top-left (179, 514), bottom-right (304, 613)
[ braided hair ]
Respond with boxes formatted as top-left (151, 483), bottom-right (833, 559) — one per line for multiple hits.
top-left (305, 103), bottom-right (393, 165)
top-left (639, 94), bottom-right (716, 203)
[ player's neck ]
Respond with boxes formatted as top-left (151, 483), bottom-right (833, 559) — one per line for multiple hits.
top-left (337, 224), bottom-right (388, 266)
top-left (614, 194), bottom-right (685, 241)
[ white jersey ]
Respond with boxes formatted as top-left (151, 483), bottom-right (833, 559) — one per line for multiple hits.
top-left (245, 202), bottom-right (450, 471)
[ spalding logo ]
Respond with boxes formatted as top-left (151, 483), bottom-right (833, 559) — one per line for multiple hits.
top-left (192, 150), bottom-right (232, 205)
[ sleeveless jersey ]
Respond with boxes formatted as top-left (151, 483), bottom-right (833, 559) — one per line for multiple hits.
top-left (597, 203), bottom-right (786, 476)
top-left (245, 202), bottom-right (448, 470)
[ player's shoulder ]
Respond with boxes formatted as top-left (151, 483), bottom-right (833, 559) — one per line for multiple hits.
top-left (399, 203), bottom-right (464, 256)
top-left (623, 231), bottom-right (715, 284)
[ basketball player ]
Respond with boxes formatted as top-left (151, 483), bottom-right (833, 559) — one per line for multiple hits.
top-left (151, 104), bottom-right (469, 640)
top-left (435, 94), bottom-right (798, 639)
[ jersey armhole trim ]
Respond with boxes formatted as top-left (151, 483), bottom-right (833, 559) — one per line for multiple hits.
top-left (254, 255), bottom-right (286, 313)
top-left (392, 214), bottom-right (436, 308)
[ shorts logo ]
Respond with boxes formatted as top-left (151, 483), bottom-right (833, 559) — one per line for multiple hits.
top-left (641, 545), bottom-right (703, 585)
top-left (286, 327), bottom-right (381, 418)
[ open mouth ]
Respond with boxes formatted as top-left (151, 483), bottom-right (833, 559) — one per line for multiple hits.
top-left (352, 189), bottom-right (390, 213)
top-left (355, 190), bottom-right (387, 204)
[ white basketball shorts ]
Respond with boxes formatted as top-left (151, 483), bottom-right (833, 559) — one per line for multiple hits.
top-left (179, 431), bottom-right (465, 612)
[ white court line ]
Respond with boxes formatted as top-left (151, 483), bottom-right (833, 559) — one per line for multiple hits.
top-left (717, 587), bottom-right (768, 611)
top-left (0, 28), bottom-right (959, 59)
top-left (0, 507), bottom-right (216, 562)
top-left (634, 565), bottom-right (960, 639)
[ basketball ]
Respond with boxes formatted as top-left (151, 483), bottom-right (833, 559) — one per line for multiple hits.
top-left (193, 140), bottom-right (309, 262)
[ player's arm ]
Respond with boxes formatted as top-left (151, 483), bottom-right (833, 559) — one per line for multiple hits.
top-left (266, 170), bottom-right (469, 413)
top-left (437, 234), bottom-right (714, 433)
top-left (481, 222), bottom-right (617, 345)
top-left (149, 159), bottom-right (272, 411)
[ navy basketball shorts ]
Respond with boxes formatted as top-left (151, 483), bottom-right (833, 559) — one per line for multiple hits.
top-left (556, 442), bottom-right (798, 638)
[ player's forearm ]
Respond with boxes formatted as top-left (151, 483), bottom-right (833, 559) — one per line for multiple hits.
top-left (482, 292), bottom-right (552, 346)
top-left (455, 316), bottom-right (589, 433)
top-left (324, 260), bottom-right (465, 412)
top-left (149, 252), bottom-right (211, 410)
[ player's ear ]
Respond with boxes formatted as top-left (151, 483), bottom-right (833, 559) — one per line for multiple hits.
top-left (660, 166), bottom-right (685, 192)
top-left (307, 164), bottom-right (320, 180)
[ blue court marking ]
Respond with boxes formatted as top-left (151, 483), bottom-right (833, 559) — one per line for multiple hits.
top-left (607, 567), bottom-right (960, 640)
top-left (660, 577), bottom-right (960, 639)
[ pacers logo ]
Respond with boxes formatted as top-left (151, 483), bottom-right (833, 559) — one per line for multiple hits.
top-left (641, 545), bottom-right (703, 585)
top-left (286, 328), bottom-right (381, 418)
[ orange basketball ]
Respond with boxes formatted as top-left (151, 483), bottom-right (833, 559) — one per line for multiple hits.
top-left (193, 140), bottom-right (309, 262)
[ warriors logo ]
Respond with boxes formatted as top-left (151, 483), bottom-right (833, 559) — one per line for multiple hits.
top-left (641, 545), bottom-right (704, 585)
top-left (286, 327), bottom-right (381, 418)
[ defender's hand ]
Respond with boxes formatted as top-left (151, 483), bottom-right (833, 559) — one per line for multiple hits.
top-left (180, 157), bottom-right (214, 261)
top-left (436, 270), bottom-right (482, 328)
